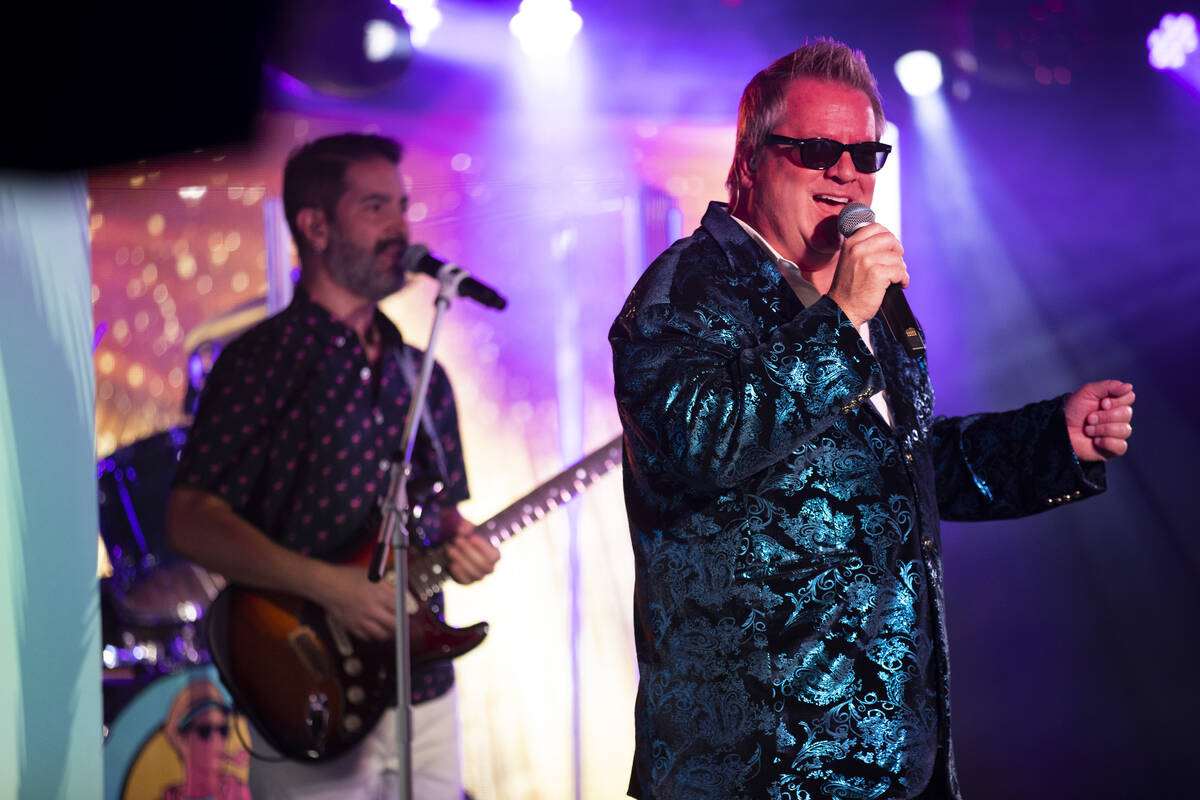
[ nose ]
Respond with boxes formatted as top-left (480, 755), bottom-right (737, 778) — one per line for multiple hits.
top-left (826, 150), bottom-right (858, 182)
top-left (389, 204), bottom-right (410, 238)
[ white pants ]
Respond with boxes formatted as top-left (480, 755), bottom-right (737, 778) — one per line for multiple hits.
top-left (248, 687), bottom-right (463, 800)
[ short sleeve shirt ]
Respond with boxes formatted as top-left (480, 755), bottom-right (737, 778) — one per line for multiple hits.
top-left (174, 287), bottom-right (468, 702)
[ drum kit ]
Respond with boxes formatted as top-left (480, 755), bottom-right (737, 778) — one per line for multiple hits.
top-left (98, 425), bottom-right (223, 707)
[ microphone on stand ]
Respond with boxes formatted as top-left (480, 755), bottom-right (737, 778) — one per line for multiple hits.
top-left (401, 244), bottom-right (507, 311)
top-left (836, 203), bottom-right (926, 358)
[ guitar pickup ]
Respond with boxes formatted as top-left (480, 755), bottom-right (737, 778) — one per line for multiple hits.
top-left (287, 626), bottom-right (335, 681)
top-left (325, 615), bottom-right (355, 657)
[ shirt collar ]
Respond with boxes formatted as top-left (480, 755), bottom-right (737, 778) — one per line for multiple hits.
top-left (288, 286), bottom-right (405, 349)
top-left (728, 214), bottom-right (823, 308)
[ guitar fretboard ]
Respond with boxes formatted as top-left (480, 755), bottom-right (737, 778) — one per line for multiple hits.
top-left (409, 435), bottom-right (624, 600)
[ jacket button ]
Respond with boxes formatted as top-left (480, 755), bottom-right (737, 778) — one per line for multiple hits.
top-left (922, 537), bottom-right (933, 549)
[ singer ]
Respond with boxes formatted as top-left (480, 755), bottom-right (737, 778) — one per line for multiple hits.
top-left (609, 40), bottom-right (1134, 799)
top-left (165, 133), bottom-right (499, 799)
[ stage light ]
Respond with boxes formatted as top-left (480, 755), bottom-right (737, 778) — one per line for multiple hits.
top-left (269, 0), bottom-right (413, 96)
top-left (1147, 12), bottom-right (1198, 70)
top-left (391, 0), bottom-right (442, 48)
top-left (509, 0), bottom-right (583, 58)
top-left (364, 19), bottom-right (407, 63)
top-left (895, 50), bottom-right (944, 97)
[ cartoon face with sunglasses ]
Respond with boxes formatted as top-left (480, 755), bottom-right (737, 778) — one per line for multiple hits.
top-left (162, 681), bottom-right (251, 800)
top-left (731, 77), bottom-right (891, 294)
top-left (183, 717), bottom-right (231, 742)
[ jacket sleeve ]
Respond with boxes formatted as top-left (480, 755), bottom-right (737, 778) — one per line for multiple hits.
top-left (611, 293), bottom-right (883, 491)
top-left (930, 394), bottom-right (1106, 521)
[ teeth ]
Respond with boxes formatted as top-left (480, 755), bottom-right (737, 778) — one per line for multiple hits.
top-left (815, 195), bottom-right (850, 204)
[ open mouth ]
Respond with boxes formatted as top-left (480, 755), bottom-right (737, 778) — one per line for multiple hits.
top-left (814, 194), bottom-right (851, 208)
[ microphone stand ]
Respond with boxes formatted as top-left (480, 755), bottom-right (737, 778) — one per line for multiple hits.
top-left (367, 272), bottom-right (460, 800)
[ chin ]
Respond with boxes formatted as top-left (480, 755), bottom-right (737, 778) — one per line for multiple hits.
top-left (802, 241), bottom-right (840, 265)
top-left (371, 274), bottom-right (406, 302)
top-left (810, 218), bottom-right (843, 252)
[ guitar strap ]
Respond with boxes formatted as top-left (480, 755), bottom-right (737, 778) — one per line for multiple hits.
top-left (392, 346), bottom-right (451, 487)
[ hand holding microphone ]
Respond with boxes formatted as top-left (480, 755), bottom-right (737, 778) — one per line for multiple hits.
top-left (832, 203), bottom-right (925, 358)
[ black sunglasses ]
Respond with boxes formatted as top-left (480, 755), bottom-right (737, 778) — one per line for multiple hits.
top-left (185, 723), bottom-right (230, 740)
top-left (764, 134), bottom-right (892, 173)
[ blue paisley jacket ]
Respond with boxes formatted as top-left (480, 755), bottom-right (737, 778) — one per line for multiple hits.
top-left (609, 202), bottom-right (1105, 800)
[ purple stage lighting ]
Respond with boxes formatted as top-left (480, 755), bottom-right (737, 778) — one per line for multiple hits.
top-left (1147, 12), bottom-right (1198, 70)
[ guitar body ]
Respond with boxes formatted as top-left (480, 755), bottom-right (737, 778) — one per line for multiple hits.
top-left (208, 541), bottom-right (487, 762)
top-left (207, 435), bottom-right (622, 762)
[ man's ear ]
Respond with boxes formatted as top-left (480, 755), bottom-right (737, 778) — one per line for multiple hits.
top-left (734, 149), bottom-right (757, 193)
top-left (295, 207), bottom-right (329, 254)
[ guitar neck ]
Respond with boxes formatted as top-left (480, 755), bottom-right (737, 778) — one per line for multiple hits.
top-left (409, 435), bottom-right (623, 599)
top-left (479, 435), bottom-right (623, 543)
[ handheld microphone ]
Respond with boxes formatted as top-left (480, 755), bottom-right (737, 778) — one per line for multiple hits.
top-left (401, 244), bottom-right (508, 311)
top-left (836, 203), bottom-right (925, 358)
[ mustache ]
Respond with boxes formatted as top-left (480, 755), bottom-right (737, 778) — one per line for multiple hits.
top-left (376, 236), bottom-right (408, 255)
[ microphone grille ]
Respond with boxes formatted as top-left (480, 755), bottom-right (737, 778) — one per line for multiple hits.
top-left (837, 203), bottom-right (875, 238)
top-left (400, 243), bottom-right (430, 273)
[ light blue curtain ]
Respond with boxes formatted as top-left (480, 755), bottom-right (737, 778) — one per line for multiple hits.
top-left (0, 171), bottom-right (101, 799)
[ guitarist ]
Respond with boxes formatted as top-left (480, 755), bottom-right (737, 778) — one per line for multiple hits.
top-left (166, 133), bottom-right (500, 799)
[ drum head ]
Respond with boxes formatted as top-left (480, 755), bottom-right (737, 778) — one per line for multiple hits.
top-left (113, 562), bottom-right (226, 628)
top-left (99, 426), bottom-right (225, 627)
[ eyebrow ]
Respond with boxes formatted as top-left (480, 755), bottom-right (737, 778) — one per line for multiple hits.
top-left (356, 192), bottom-right (409, 209)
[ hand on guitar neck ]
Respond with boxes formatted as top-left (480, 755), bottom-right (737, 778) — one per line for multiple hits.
top-left (316, 507), bottom-right (499, 642)
top-left (439, 508), bottom-right (501, 585)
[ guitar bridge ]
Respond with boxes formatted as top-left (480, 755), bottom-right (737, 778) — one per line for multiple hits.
top-left (305, 692), bottom-right (330, 758)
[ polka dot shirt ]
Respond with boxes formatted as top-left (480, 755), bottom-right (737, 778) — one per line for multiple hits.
top-left (174, 287), bottom-right (468, 703)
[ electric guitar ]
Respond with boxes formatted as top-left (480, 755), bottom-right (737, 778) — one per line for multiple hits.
top-left (205, 436), bottom-right (623, 762)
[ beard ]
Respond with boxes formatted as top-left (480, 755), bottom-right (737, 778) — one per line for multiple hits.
top-left (326, 229), bottom-right (408, 302)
